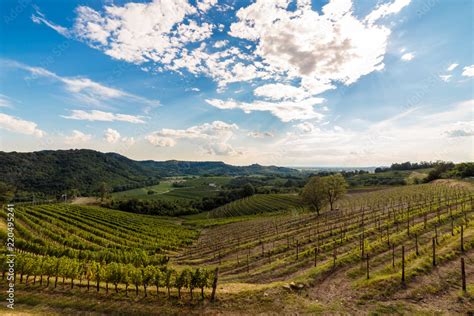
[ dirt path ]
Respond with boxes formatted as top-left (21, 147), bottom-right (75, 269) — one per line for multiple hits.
top-left (70, 197), bottom-right (99, 205)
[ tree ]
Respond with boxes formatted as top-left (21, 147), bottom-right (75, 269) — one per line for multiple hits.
top-left (301, 176), bottom-right (328, 215)
top-left (152, 267), bottom-right (163, 296)
top-left (323, 174), bottom-right (348, 211)
top-left (106, 262), bottom-right (123, 293)
top-left (130, 267), bottom-right (142, 296)
top-left (194, 268), bottom-right (210, 300)
top-left (93, 262), bottom-right (104, 292)
top-left (164, 267), bottom-right (174, 298)
top-left (142, 265), bottom-right (155, 297)
top-left (0, 182), bottom-right (15, 206)
top-left (174, 269), bottom-right (190, 299)
top-left (99, 182), bottom-right (109, 202)
top-left (123, 264), bottom-right (133, 296)
top-left (241, 183), bottom-right (255, 197)
top-left (84, 262), bottom-right (94, 291)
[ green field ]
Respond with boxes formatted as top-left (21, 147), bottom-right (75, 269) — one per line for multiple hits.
top-left (207, 193), bottom-right (304, 218)
top-left (111, 176), bottom-right (232, 201)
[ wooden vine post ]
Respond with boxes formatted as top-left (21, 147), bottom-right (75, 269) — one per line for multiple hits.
top-left (297, 240), bottom-right (301, 260)
top-left (401, 245), bottom-right (405, 286)
top-left (415, 234), bottom-right (419, 256)
top-left (210, 267), bottom-right (219, 302)
top-left (392, 244), bottom-right (395, 268)
top-left (461, 225), bottom-right (464, 253)
top-left (366, 254), bottom-right (370, 280)
top-left (314, 247), bottom-right (318, 267)
top-left (461, 257), bottom-right (466, 293)
top-left (432, 237), bottom-right (436, 267)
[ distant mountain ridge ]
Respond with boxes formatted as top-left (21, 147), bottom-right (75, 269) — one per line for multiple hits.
top-left (0, 149), bottom-right (297, 197)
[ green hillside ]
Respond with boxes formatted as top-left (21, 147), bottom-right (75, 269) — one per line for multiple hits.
top-left (0, 150), bottom-right (297, 198)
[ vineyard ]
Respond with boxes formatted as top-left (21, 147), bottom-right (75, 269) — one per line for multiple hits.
top-left (208, 194), bottom-right (304, 218)
top-left (1, 181), bottom-right (473, 314)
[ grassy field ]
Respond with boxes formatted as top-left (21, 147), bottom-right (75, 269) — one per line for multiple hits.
top-left (1, 181), bottom-right (473, 314)
top-left (208, 193), bottom-right (304, 218)
top-left (111, 176), bottom-right (232, 202)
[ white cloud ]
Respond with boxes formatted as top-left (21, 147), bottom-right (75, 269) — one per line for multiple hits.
top-left (146, 121), bottom-right (240, 155)
top-left (247, 131), bottom-right (274, 138)
top-left (447, 63), bottom-right (459, 71)
top-left (197, 0), bottom-right (218, 13)
top-left (32, 1), bottom-right (411, 122)
top-left (62, 110), bottom-right (145, 124)
top-left (103, 128), bottom-right (136, 145)
top-left (294, 121), bottom-right (317, 133)
top-left (275, 100), bottom-right (473, 166)
top-left (462, 65), bottom-right (474, 77)
top-left (0, 113), bottom-right (45, 137)
top-left (2, 59), bottom-right (159, 107)
top-left (68, 1), bottom-right (210, 65)
top-left (439, 75), bottom-right (452, 82)
top-left (253, 83), bottom-right (312, 102)
top-left (365, 0), bottom-right (411, 25)
top-left (104, 128), bottom-right (121, 143)
top-left (65, 130), bottom-right (92, 144)
top-left (31, 7), bottom-right (71, 37)
top-left (121, 137), bottom-right (136, 146)
top-left (0, 95), bottom-right (13, 108)
top-left (145, 135), bottom-right (177, 147)
top-left (213, 40), bottom-right (229, 48)
top-left (206, 97), bottom-right (325, 122)
top-left (401, 52), bottom-right (414, 61)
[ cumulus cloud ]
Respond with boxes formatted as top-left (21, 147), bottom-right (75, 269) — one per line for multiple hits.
top-left (62, 110), bottom-right (145, 124)
top-left (104, 128), bottom-right (120, 143)
top-left (32, 0), bottom-right (412, 122)
top-left (462, 65), bottom-right (474, 77)
top-left (197, 0), bottom-right (218, 13)
top-left (0, 113), bottom-right (45, 137)
top-left (401, 52), bottom-right (414, 61)
top-left (145, 135), bottom-right (177, 147)
top-left (146, 121), bottom-right (240, 155)
top-left (294, 121), bottom-right (317, 133)
top-left (104, 128), bottom-right (136, 145)
top-left (213, 40), bottom-right (229, 48)
top-left (206, 97), bottom-right (325, 122)
top-left (65, 130), bottom-right (92, 144)
top-left (52, 1), bottom-right (212, 65)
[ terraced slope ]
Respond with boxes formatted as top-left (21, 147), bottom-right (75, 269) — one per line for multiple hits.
top-left (209, 194), bottom-right (304, 218)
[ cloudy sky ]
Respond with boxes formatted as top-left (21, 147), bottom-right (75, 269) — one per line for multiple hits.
top-left (0, 0), bottom-right (472, 166)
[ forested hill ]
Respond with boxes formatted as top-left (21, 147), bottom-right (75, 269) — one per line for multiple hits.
top-left (0, 149), bottom-right (297, 197)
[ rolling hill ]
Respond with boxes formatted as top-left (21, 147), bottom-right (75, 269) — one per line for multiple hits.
top-left (0, 149), bottom-right (297, 197)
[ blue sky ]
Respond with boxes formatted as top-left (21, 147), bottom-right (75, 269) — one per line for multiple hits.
top-left (0, 0), bottom-right (472, 166)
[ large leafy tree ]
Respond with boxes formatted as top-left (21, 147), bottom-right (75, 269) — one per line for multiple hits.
top-left (301, 176), bottom-right (328, 215)
top-left (324, 174), bottom-right (348, 211)
top-left (301, 174), bottom-right (348, 214)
